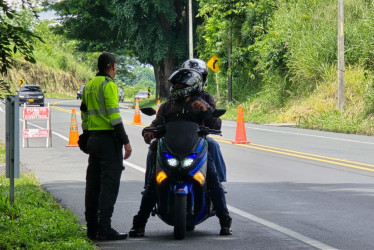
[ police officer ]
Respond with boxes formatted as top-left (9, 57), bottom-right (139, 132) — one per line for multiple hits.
top-left (80, 52), bottom-right (132, 241)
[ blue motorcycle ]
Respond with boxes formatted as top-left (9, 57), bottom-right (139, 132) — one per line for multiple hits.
top-left (141, 107), bottom-right (225, 240)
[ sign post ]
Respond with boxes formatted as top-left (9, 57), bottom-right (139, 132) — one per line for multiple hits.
top-left (5, 95), bottom-right (20, 204)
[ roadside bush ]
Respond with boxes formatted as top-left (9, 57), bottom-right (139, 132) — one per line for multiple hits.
top-left (0, 173), bottom-right (95, 249)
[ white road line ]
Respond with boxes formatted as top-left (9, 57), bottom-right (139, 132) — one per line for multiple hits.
top-left (224, 124), bottom-right (374, 145)
top-left (122, 159), bottom-right (337, 250)
top-left (123, 160), bottom-right (145, 173)
top-left (227, 205), bottom-right (337, 250)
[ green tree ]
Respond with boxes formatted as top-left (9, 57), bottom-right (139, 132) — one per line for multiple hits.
top-left (50, 0), bottom-right (201, 98)
top-left (197, 0), bottom-right (276, 102)
top-left (122, 66), bottom-right (155, 87)
top-left (0, 0), bottom-right (43, 94)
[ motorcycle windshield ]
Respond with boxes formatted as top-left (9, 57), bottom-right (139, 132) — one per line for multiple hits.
top-left (164, 121), bottom-right (200, 156)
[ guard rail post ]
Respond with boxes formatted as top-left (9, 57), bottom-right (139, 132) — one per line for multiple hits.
top-left (5, 95), bottom-right (20, 204)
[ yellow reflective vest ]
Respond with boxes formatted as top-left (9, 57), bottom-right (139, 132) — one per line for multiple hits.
top-left (81, 76), bottom-right (121, 131)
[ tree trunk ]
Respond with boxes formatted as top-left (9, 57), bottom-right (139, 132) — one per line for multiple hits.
top-left (153, 55), bottom-right (176, 99)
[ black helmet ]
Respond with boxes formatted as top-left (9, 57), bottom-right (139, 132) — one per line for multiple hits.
top-left (181, 58), bottom-right (208, 86)
top-left (168, 68), bottom-right (203, 100)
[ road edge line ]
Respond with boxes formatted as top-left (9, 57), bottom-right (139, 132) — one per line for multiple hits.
top-left (227, 205), bottom-right (337, 250)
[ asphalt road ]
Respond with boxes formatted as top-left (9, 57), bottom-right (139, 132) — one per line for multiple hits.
top-left (1, 98), bottom-right (374, 250)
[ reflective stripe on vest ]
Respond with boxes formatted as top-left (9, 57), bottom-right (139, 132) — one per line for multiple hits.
top-left (86, 79), bottom-right (109, 116)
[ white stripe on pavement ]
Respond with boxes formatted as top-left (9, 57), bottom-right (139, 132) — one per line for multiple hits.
top-left (227, 205), bottom-right (337, 250)
top-left (123, 160), bottom-right (145, 173)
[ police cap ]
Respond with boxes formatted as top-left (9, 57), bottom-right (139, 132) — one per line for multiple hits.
top-left (98, 52), bottom-right (116, 72)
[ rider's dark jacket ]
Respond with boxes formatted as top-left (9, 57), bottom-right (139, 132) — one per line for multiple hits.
top-left (142, 94), bottom-right (221, 136)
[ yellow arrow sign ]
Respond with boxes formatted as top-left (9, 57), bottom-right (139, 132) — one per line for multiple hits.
top-left (207, 55), bottom-right (220, 73)
top-left (19, 79), bottom-right (25, 85)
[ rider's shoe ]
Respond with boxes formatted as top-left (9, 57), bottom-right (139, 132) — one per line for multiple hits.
top-left (129, 226), bottom-right (145, 237)
top-left (219, 214), bottom-right (232, 236)
top-left (129, 215), bottom-right (146, 237)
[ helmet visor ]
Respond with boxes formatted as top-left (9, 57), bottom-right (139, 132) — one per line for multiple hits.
top-left (168, 68), bottom-right (201, 86)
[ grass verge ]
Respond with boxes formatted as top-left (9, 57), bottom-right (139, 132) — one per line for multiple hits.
top-left (0, 143), bottom-right (95, 249)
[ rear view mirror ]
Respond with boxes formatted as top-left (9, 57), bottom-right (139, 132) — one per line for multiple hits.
top-left (140, 107), bottom-right (157, 116)
top-left (212, 109), bottom-right (226, 118)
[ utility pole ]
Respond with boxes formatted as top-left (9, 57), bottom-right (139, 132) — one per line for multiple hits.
top-left (228, 25), bottom-right (232, 102)
top-left (338, 0), bottom-right (345, 110)
top-left (188, 0), bottom-right (193, 59)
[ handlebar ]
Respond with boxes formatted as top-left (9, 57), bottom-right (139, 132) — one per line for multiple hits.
top-left (143, 125), bottom-right (221, 138)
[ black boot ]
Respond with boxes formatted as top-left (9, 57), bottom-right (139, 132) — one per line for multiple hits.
top-left (86, 220), bottom-right (98, 240)
top-left (129, 215), bottom-right (147, 237)
top-left (86, 225), bottom-right (98, 240)
top-left (219, 214), bottom-right (232, 236)
top-left (97, 227), bottom-right (128, 241)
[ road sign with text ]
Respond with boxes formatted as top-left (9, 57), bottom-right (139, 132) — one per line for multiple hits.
top-left (22, 105), bottom-right (52, 147)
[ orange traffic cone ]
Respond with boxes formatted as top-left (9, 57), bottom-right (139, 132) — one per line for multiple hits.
top-left (66, 108), bottom-right (79, 147)
top-left (232, 105), bottom-right (251, 144)
top-left (132, 99), bottom-right (142, 125)
top-left (156, 99), bottom-right (161, 114)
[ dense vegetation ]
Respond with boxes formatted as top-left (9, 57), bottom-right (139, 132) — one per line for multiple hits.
top-left (198, 0), bottom-right (374, 134)
top-left (1, 0), bottom-right (373, 134)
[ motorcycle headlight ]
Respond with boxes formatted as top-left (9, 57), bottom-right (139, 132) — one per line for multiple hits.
top-left (165, 153), bottom-right (179, 167)
top-left (181, 153), bottom-right (197, 168)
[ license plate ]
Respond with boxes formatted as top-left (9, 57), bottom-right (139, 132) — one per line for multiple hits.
top-left (28, 99), bottom-right (34, 102)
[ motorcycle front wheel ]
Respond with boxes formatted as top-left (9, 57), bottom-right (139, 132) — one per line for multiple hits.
top-left (174, 194), bottom-right (187, 240)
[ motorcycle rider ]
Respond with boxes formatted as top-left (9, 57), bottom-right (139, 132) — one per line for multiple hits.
top-left (129, 67), bottom-right (232, 237)
top-left (143, 58), bottom-right (227, 188)
top-left (180, 58), bottom-right (227, 184)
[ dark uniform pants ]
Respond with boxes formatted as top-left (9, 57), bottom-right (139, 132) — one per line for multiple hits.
top-left (85, 131), bottom-right (124, 229)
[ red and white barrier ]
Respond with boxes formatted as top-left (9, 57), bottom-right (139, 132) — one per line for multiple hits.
top-left (22, 104), bottom-right (52, 147)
